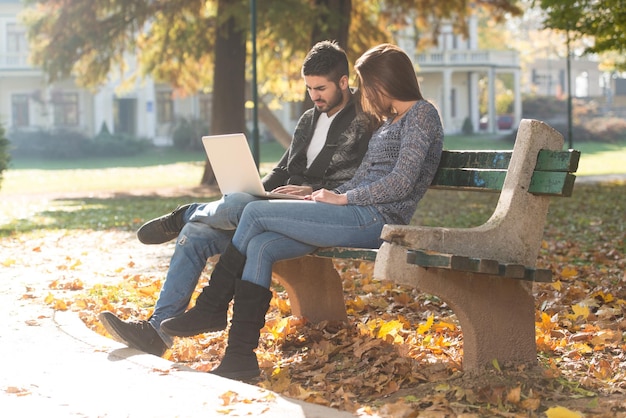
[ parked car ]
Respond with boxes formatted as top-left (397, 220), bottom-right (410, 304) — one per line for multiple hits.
top-left (497, 115), bottom-right (514, 130)
top-left (478, 115), bottom-right (514, 130)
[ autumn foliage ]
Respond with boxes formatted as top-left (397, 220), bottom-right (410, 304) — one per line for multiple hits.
top-left (9, 182), bottom-right (625, 416)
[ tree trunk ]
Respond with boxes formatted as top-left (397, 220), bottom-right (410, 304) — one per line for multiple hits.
top-left (201, 0), bottom-right (247, 186)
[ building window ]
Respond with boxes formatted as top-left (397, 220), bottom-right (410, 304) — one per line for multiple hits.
top-left (52, 92), bottom-right (79, 127)
top-left (11, 94), bottom-right (30, 127)
top-left (156, 91), bottom-right (174, 123)
top-left (7, 23), bottom-right (27, 52)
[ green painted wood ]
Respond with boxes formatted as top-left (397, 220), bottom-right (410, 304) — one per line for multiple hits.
top-left (437, 149), bottom-right (579, 171)
top-left (535, 149), bottom-right (580, 172)
top-left (498, 264), bottom-right (526, 279)
top-left (523, 268), bottom-right (552, 282)
top-left (437, 151), bottom-right (511, 169)
top-left (313, 247), bottom-right (378, 262)
top-left (406, 250), bottom-right (455, 268)
top-left (528, 172), bottom-right (577, 197)
top-left (431, 168), bottom-right (506, 191)
top-left (432, 168), bottom-right (576, 196)
top-left (406, 250), bottom-right (553, 282)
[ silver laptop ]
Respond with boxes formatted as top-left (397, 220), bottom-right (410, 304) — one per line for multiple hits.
top-left (201, 133), bottom-right (304, 200)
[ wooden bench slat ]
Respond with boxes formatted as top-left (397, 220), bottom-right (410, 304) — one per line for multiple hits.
top-left (406, 249), bottom-right (553, 282)
top-left (498, 263), bottom-right (526, 279)
top-left (524, 268), bottom-right (553, 282)
top-left (528, 172), bottom-right (577, 197)
top-left (432, 168), bottom-right (576, 196)
top-left (535, 149), bottom-right (580, 172)
top-left (438, 151), bottom-right (511, 170)
top-left (431, 168), bottom-right (506, 191)
top-left (313, 247), bottom-right (378, 262)
top-left (437, 149), bottom-right (579, 172)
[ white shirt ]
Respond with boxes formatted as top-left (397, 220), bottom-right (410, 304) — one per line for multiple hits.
top-left (306, 111), bottom-right (339, 168)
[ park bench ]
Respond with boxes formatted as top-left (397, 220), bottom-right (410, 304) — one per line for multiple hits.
top-left (271, 119), bottom-right (580, 372)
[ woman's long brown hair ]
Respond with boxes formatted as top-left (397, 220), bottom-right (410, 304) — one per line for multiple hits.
top-left (355, 44), bottom-right (424, 126)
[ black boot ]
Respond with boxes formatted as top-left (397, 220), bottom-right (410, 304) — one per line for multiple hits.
top-left (161, 243), bottom-right (245, 337)
top-left (210, 280), bottom-right (272, 381)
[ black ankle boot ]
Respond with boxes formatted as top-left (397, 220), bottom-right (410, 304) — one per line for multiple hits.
top-left (210, 280), bottom-right (272, 380)
top-left (161, 243), bottom-right (245, 337)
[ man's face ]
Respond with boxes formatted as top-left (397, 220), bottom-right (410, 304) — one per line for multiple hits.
top-left (304, 75), bottom-right (347, 117)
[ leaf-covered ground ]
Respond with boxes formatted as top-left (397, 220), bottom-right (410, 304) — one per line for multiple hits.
top-left (1, 181), bottom-right (625, 417)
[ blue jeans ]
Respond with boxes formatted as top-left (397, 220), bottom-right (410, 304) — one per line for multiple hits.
top-left (148, 193), bottom-right (260, 344)
top-left (231, 200), bottom-right (385, 289)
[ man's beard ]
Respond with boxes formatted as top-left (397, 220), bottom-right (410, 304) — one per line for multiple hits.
top-left (315, 89), bottom-right (343, 114)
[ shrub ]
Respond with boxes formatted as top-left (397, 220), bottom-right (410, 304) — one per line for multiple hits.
top-left (8, 129), bottom-right (152, 159)
top-left (0, 124), bottom-right (10, 190)
top-left (172, 117), bottom-right (209, 150)
top-left (462, 117), bottom-right (474, 135)
top-left (582, 117), bottom-right (626, 143)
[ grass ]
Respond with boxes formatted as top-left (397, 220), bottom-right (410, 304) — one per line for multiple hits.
top-left (1, 135), bottom-right (625, 197)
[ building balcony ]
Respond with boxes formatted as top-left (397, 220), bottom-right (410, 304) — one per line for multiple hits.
top-left (0, 52), bottom-right (32, 70)
top-left (415, 49), bottom-right (519, 70)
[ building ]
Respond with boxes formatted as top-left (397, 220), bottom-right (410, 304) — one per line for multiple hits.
top-left (0, 0), bottom-right (213, 146)
top-left (396, 16), bottom-right (522, 135)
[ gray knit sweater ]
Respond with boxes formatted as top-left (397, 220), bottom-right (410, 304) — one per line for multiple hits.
top-left (335, 100), bottom-right (444, 225)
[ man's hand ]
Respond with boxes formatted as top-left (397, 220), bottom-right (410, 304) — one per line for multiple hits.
top-left (306, 189), bottom-right (348, 205)
top-left (272, 185), bottom-right (312, 196)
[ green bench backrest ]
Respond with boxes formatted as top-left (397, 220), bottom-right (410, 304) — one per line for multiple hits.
top-left (432, 149), bottom-right (580, 197)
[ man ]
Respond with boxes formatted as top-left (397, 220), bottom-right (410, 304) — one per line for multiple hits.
top-left (99, 40), bottom-right (372, 356)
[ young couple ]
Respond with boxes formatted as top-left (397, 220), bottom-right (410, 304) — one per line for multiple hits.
top-left (100, 41), bottom-right (444, 381)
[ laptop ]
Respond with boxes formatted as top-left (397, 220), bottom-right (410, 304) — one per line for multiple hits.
top-left (201, 133), bottom-right (304, 200)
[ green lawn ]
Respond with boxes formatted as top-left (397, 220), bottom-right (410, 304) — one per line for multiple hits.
top-left (1, 136), bottom-right (625, 196)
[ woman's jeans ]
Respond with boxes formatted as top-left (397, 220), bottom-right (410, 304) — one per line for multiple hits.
top-left (148, 193), bottom-right (260, 344)
top-left (232, 199), bottom-right (385, 290)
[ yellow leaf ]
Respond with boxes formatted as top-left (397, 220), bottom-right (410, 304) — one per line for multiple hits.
top-left (571, 304), bottom-right (590, 320)
top-left (54, 299), bottom-right (68, 311)
top-left (416, 315), bottom-right (434, 335)
top-left (138, 284), bottom-right (158, 296)
top-left (74, 299), bottom-right (88, 309)
top-left (552, 280), bottom-right (563, 291)
top-left (560, 266), bottom-right (578, 279)
top-left (218, 390), bottom-right (238, 406)
top-left (377, 320), bottom-right (403, 340)
top-left (2, 258), bottom-right (16, 267)
top-left (545, 405), bottom-right (584, 418)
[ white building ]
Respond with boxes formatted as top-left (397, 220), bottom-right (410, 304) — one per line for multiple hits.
top-left (0, 0), bottom-right (215, 146)
top-left (402, 17), bottom-right (522, 134)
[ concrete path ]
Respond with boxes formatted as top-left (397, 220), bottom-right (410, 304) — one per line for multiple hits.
top-left (0, 235), bottom-right (355, 418)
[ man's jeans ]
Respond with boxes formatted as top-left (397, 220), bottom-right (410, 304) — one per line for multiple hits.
top-left (148, 193), bottom-right (260, 344)
top-left (232, 199), bottom-right (385, 289)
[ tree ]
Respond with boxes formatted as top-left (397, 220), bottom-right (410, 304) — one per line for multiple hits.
top-left (533, 0), bottom-right (626, 69)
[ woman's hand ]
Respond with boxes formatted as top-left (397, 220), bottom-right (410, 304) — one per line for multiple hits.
top-left (305, 189), bottom-right (348, 205)
top-left (272, 185), bottom-right (312, 196)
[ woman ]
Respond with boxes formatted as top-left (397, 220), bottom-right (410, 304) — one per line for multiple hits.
top-left (161, 43), bottom-right (444, 380)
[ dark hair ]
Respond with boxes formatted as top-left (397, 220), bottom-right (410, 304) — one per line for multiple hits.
top-left (355, 43), bottom-right (424, 124)
top-left (301, 40), bottom-right (349, 84)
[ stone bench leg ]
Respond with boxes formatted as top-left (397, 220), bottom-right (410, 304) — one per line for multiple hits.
top-left (272, 257), bottom-right (348, 323)
top-left (375, 243), bottom-right (537, 371)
